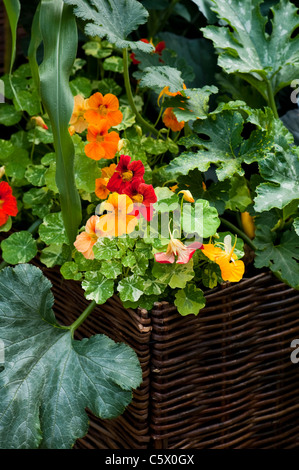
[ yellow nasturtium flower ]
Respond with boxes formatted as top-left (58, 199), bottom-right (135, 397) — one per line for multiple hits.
top-left (202, 235), bottom-right (245, 282)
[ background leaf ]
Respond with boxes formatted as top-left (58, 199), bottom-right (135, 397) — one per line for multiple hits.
top-left (63, 0), bottom-right (153, 52)
top-left (254, 147), bottom-right (299, 212)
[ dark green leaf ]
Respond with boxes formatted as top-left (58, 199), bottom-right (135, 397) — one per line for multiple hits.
top-left (0, 103), bottom-right (22, 126)
top-left (254, 147), bottom-right (299, 212)
top-left (0, 264), bottom-right (142, 448)
top-left (64, 0), bottom-right (152, 52)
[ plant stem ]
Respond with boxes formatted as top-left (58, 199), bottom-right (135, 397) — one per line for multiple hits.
top-left (69, 300), bottom-right (97, 336)
top-left (266, 79), bottom-right (279, 119)
top-left (27, 218), bottom-right (43, 234)
top-left (122, 48), bottom-right (161, 138)
top-left (220, 217), bottom-right (257, 251)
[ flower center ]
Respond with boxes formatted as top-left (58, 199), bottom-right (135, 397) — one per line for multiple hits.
top-left (96, 134), bottom-right (104, 143)
top-left (98, 104), bottom-right (108, 115)
top-left (132, 194), bottom-right (143, 203)
top-left (0, 199), bottom-right (3, 209)
top-left (122, 170), bottom-right (133, 182)
top-left (90, 233), bottom-right (98, 242)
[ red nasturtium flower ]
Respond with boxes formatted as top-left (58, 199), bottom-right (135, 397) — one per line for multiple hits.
top-left (130, 38), bottom-right (166, 64)
top-left (107, 154), bottom-right (145, 193)
top-left (84, 121), bottom-right (120, 160)
top-left (84, 92), bottom-right (123, 128)
top-left (162, 107), bottom-right (185, 132)
top-left (95, 163), bottom-right (117, 199)
top-left (123, 178), bottom-right (157, 221)
top-left (74, 215), bottom-right (102, 260)
top-left (0, 181), bottom-right (18, 226)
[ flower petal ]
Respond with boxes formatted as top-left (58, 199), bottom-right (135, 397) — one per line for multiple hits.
top-left (155, 251), bottom-right (175, 263)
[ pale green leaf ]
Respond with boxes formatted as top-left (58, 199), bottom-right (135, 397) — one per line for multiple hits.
top-left (39, 212), bottom-right (68, 245)
top-left (174, 283), bottom-right (206, 316)
top-left (1, 232), bottom-right (37, 264)
top-left (82, 271), bottom-right (114, 304)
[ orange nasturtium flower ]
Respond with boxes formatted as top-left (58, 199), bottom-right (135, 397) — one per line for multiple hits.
top-left (74, 215), bottom-right (102, 260)
top-left (96, 192), bottom-right (138, 237)
top-left (84, 121), bottom-right (120, 160)
top-left (95, 163), bottom-right (117, 199)
top-left (202, 235), bottom-right (245, 282)
top-left (84, 92), bottom-right (123, 128)
top-left (157, 83), bottom-right (187, 106)
top-left (69, 94), bottom-right (90, 133)
top-left (162, 107), bottom-right (184, 132)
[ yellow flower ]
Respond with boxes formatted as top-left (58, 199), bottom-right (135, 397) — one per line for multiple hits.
top-left (202, 235), bottom-right (245, 282)
top-left (241, 211), bottom-right (255, 239)
top-left (178, 190), bottom-right (194, 202)
top-left (96, 192), bottom-right (138, 237)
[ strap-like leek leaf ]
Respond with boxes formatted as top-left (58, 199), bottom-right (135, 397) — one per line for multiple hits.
top-left (39, 0), bottom-right (82, 245)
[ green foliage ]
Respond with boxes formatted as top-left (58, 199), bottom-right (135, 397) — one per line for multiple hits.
top-left (202, 0), bottom-right (299, 96)
top-left (165, 110), bottom-right (274, 181)
top-left (254, 147), bottom-right (299, 212)
top-left (174, 283), bottom-right (206, 316)
top-left (1, 232), bottom-right (37, 264)
top-left (39, 0), bottom-right (82, 245)
top-left (63, 0), bottom-right (153, 52)
top-left (0, 264), bottom-right (142, 449)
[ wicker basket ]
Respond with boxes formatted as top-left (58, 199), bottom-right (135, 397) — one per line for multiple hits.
top-left (28, 261), bottom-right (299, 449)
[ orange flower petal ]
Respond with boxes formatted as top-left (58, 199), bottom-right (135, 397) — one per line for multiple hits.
top-left (218, 258), bottom-right (245, 282)
top-left (74, 232), bottom-right (95, 259)
top-left (162, 108), bottom-right (184, 132)
top-left (95, 177), bottom-right (110, 199)
top-left (84, 141), bottom-right (105, 160)
top-left (101, 163), bottom-right (117, 179)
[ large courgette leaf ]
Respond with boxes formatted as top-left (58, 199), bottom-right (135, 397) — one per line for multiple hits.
top-left (0, 264), bottom-right (142, 449)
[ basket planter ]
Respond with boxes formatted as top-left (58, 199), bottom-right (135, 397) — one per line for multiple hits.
top-left (30, 260), bottom-right (299, 449)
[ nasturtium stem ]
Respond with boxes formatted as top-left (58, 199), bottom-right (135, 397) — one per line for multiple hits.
top-left (122, 48), bottom-right (161, 138)
top-left (69, 300), bottom-right (97, 336)
top-left (220, 217), bottom-right (257, 251)
top-left (266, 79), bottom-right (279, 119)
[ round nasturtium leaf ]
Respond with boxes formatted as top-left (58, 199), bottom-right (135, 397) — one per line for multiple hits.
top-left (39, 212), bottom-right (68, 245)
top-left (174, 283), bottom-right (206, 316)
top-left (1, 231), bottom-right (37, 264)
